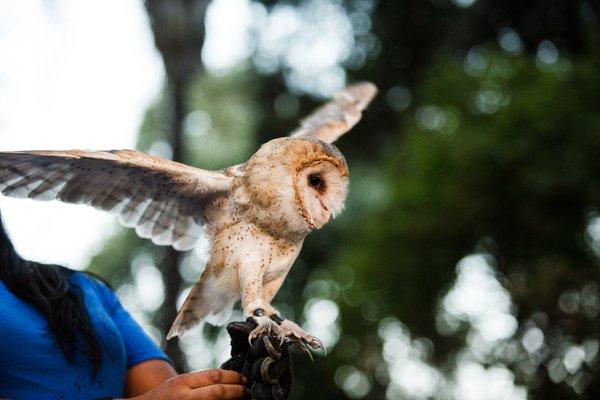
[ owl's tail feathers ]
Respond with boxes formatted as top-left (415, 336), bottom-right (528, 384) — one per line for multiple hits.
top-left (167, 274), bottom-right (235, 340)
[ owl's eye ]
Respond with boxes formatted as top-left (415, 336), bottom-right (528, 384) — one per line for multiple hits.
top-left (308, 174), bottom-right (324, 191)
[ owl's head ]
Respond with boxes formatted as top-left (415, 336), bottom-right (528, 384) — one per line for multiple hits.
top-left (240, 137), bottom-right (349, 237)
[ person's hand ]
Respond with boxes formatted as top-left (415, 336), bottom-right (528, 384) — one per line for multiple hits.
top-left (132, 369), bottom-right (247, 400)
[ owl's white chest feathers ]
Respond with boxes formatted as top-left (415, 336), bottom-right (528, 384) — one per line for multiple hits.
top-left (204, 219), bottom-right (303, 297)
top-left (262, 237), bottom-right (303, 282)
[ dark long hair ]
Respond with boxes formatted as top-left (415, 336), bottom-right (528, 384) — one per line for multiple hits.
top-left (0, 211), bottom-right (103, 375)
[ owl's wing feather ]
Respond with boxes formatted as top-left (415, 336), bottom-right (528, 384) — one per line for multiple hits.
top-left (0, 149), bottom-right (233, 251)
top-left (290, 81), bottom-right (377, 144)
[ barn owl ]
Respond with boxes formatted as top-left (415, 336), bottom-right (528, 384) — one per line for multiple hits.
top-left (0, 82), bottom-right (377, 352)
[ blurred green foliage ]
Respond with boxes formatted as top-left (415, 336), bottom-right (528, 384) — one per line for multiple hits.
top-left (313, 47), bottom-right (600, 399)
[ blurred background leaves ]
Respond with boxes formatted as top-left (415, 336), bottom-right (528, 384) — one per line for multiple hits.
top-left (4, 0), bottom-right (600, 398)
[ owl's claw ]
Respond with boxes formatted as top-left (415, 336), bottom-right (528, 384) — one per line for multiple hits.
top-left (248, 315), bottom-right (285, 345)
top-left (247, 315), bottom-right (326, 358)
top-left (295, 341), bottom-right (314, 361)
top-left (280, 319), bottom-right (326, 356)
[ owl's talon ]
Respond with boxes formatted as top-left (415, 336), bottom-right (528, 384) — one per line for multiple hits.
top-left (309, 336), bottom-right (325, 351)
top-left (249, 315), bottom-right (285, 345)
top-left (280, 319), bottom-right (326, 357)
top-left (295, 342), bottom-right (314, 361)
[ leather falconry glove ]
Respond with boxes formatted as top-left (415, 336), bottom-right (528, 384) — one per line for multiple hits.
top-left (221, 320), bottom-right (293, 400)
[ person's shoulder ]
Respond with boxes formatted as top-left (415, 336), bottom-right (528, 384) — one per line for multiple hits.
top-left (70, 270), bottom-right (116, 305)
top-left (70, 270), bottom-right (109, 288)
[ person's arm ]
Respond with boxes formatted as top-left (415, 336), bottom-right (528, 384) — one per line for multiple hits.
top-left (124, 359), bottom-right (177, 397)
top-left (90, 279), bottom-right (246, 400)
top-left (126, 368), bottom-right (247, 400)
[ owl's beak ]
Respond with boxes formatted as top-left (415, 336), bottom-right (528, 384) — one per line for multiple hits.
top-left (319, 198), bottom-right (329, 212)
top-left (313, 197), bottom-right (331, 228)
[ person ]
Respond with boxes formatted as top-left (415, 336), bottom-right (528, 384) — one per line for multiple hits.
top-left (0, 211), bottom-right (246, 400)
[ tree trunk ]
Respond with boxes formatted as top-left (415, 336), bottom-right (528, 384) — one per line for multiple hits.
top-left (158, 77), bottom-right (187, 371)
top-left (144, 0), bottom-right (210, 372)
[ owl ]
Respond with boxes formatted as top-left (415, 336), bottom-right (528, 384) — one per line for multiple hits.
top-left (0, 82), bottom-right (377, 352)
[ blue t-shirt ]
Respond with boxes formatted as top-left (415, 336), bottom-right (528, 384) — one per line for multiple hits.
top-left (0, 272), bottom-right (171, 400)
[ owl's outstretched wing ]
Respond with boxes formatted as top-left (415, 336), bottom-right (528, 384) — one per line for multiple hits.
top-left (290, 81), bottom-right (377, 144)
top-left (0, 150), bottom-right (233, 251)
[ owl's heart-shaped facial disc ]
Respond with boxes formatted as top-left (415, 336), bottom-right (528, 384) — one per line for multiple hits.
top-left (297, 160), bottom-right (348, 230)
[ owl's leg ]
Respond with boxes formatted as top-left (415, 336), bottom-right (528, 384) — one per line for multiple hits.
top-left (262, 277), bottom-right (325, 354)
top-left (239, 260), bottom-right (285, 343)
